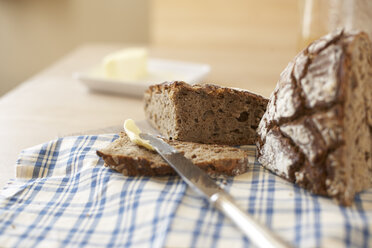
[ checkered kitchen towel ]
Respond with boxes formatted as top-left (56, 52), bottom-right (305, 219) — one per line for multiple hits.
top-left (1, 134), bottom-right (372, 248)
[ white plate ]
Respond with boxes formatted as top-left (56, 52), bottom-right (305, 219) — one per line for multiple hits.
top-left (74, 58), bottom-right (210, 97)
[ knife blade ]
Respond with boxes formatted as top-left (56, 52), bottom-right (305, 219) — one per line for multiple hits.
top-left (139, 133), bottom-right (290, 248)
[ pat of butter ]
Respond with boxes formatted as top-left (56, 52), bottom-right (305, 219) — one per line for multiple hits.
top-left (123, 119), bottom-right (154, 151)
top-left (102, 48), bottom-right (148, 80)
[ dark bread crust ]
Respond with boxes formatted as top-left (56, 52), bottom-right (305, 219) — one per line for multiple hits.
top-left (257, 30), bottom-right (372, 206)
top-left (97, 132), bottom-right (249, 177)
top-left (144, 81), bottom-right (268, 145)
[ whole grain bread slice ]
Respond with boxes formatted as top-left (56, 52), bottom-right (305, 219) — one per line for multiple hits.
top-left (97, 132), bottom-right (249, 177)
top-left (144, 81), bottom-right (268, 146)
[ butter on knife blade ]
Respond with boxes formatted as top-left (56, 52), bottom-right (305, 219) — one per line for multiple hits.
top-left (123, 119), bottom-right (155, 151)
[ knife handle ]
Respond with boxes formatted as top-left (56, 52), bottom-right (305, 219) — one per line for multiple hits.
top-left (210, 192), bottom-right (291, 248)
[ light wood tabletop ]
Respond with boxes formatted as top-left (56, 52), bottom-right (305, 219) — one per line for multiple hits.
top-left (0, 42), bottom-right (297, 188)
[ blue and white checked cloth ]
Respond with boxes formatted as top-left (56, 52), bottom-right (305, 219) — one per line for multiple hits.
top-left (1, 134), bottom-right (372, 248)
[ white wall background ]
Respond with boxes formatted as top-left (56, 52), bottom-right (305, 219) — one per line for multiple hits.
top-left (0, 0), bottom-right (149, 96)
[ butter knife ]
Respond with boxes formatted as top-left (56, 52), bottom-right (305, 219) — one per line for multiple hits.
top-left (139, 133), bottom-right (290, 248)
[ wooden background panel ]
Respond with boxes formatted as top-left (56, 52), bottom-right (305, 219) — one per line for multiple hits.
top-left (151, 0), bottom-right (298, 49)
top-left (150, 0), bottom-right (300, 96)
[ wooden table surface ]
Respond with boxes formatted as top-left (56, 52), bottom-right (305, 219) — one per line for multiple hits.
top-left (0, 43), bottom-right (296, 188)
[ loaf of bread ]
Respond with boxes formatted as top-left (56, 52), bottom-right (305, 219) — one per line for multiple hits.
top-left (97, 132), bottom-right (250, 177)
top-left (144, 81), bottom-right (268, 145)
top-left (257, 30), bottom-right (372, 205)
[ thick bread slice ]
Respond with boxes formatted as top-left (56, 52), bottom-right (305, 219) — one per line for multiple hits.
top-left (257, 30), bottom-right (372, 206)
top-left (144, 81), bottom-right (268, 146)
top-left (97, 132), bottom-right (249, 177)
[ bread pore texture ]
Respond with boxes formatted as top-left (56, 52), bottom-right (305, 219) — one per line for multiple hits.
top-left (97, 132), bottom-right (250, 177)
top-left (144, 81), bottom-right (268, 145)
